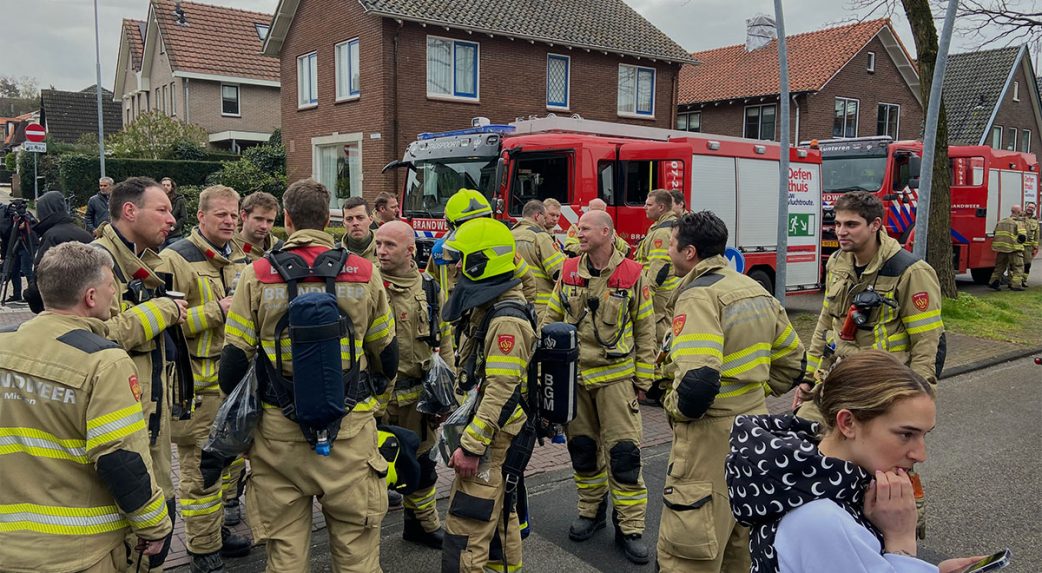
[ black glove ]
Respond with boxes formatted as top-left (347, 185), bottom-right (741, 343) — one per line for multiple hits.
top-left (200, 449), bottom-right (232, 489)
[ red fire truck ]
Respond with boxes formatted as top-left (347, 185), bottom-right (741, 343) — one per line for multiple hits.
top-left (388, 116), bottom-right (824, 293)
top-left (808, 136), bottom-right (1039, 282)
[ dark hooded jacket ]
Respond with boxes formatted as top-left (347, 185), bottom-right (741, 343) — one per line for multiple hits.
top-left (725, 414), bottom-right (880, 573)
top-left (33, 191), bottom-right (94, 269)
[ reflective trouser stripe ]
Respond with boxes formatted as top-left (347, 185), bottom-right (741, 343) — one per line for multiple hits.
top-left (404, 485), bottom-right (438, 512)
top-left (179, 491), bottom-right (222, 517)
top-left (574, 470), bottom-right (608, 489)
top-left (611, 488), bottom-right (648, 507)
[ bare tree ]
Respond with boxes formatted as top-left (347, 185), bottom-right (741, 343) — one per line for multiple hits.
top-left (954, 0), bottom-right (1042, 49)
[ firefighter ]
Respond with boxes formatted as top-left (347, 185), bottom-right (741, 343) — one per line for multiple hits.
top-left (219, 178), bottom-right (397, 571)
top-left (342, 196), bottom-right (378, 264)
top-left (543, 197), bottom-right (563, 235)
top-left (511, 199), bottom-right (566, 318)
top-left (439, 217), bottom-right (535, 573)
top-left (635, 189), bottom-right (680, 343)
top-left (233, 191), bottom-right (283, 262)
top-left (374, 220), bottom-right (454, 548)
top-left (543, 209), bottom-right (657, 564)
top-left (990, 204), bottom-right (1027, 291)
top-left (1018, 202), bottom-right (1039, 288)
top-left (372, 191), bottom-right (401, 228)
top-left (669, 190), bottom-right (688, 218)
top-left (93, 176), bottom-right (187, 571)
top-left (659, 211), bottom-right (806, 573)
top-left (0, 242), bottom-right (173, 572)
top-left (159, 185), bottom-right (251, 572)
top-left (562, 199), bottom-right (630, 257)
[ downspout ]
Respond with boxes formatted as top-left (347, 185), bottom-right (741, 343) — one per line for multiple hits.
top-left (671, 64), bottom-right (679, 129)
top-left (792, 93), bottom-right (800, 143)
top-left (392, 21), bottom-right (402, 194)
top-left (183, 78), bottom-right (190, 123)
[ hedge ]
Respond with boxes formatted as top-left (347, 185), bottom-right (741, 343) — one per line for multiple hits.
top-left (59, 155), bottom-right (224, 207)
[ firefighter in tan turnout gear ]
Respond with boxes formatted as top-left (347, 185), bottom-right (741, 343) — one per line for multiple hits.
top-left (562, 198), bottom-right (631, 258)
top-left (511, 199), bottom-right (566, 317)
top-left (0, 243), bottom-right (172, 572)
top-left (989, 204), bottom-right (1028, 291)
top-left (375, 220), bottom-right (455, 548)
top-left (1021, 201), bottom-right (1040, 288)
top-left (233, 191), bottom-right (283, 263)
top-left (342, 196), bottom-right (379, 264)
top-left (635, 190), bottom-right (681, 404)
top-left (93, 176), bottom-right (187, 571)
top-left (220, 179), bottom-right (398, 571)
top-left (659, 211), bottom-right (806, 573)
top-left (543, 210), bottom-right (657, 564)
top-left (439, 217), bottom-right (535, 573)
top-left (159, 185), bottom-right (251, 572)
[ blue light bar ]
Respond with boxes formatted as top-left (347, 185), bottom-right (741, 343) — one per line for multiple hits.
top-left (418, 124), bottom-right (515, 140)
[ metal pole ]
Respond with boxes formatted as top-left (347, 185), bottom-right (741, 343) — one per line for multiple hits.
top-left (774, 0), bottom-right (790, 301)
top-left (94, 0), bottom-right (107, 177)
top-left (33, 153), bottom-right (38, 202)
top-left (913, 0), bottom-right (958, 259)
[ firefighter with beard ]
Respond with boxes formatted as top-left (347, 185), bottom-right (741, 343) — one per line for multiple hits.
top-left (375, 220), bottom-right (455, 548)
top-left (93, 176), bottom-right (187, 571)
top-left (439, 217), bottom-right (535, 573)
top-left (659, 211), bottom-right (806, 573)
top-left (158, 185), bottom-right (251, 572)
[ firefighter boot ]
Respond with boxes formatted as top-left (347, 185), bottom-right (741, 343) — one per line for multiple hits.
top-left (402, 509), bottom-right (445, 549)
top-left (224, 500), bottom-right (241, 526)
top-left (220, 526), bottom-right (251, 558)
top-left (388, 489), bottom-right (403, 507)
top-left (989, 281), bottom-right (1002, 291)
top-left (569, 496), bottom-right (607, 541)
top-left (190, 551), bottom-right (225, 573)
top-left (613, 507), bottom-right (650, 565)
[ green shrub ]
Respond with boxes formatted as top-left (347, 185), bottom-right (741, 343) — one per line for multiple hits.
top-left (58, 154), bottom-right (224, 207)
top-left (179, 185), bottom-right (203, 217)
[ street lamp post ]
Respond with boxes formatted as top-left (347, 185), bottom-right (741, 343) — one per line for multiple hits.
top-left (774, 0), bottom-right (790, 302)
top-left (94, 0), bottom-right (107, 178)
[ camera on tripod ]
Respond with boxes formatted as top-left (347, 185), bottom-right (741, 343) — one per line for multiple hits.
top-left (6, 199), bottom-right (28, 219)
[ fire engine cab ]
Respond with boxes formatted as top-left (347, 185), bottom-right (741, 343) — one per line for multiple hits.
top-left (808, 135), bottom-right (1039, 282)
top-left (388, 116), bottom-right (824, 294)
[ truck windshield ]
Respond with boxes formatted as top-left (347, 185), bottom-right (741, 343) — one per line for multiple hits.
top-left (821, 156), bottom-right (888, 193)
top-left (403, 158), bottom-right (498, 217)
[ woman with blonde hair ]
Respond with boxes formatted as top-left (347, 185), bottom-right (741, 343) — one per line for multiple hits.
top-left (725, 350), bottom-right (985, 573)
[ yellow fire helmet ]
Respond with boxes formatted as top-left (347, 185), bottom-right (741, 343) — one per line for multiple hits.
top-left (444, 188), bottom-right (492, 227)
top-left (443, 217), bottom-right (517, 281)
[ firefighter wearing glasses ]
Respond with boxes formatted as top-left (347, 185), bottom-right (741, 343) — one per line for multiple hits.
top-left (543, 210), bottom-right (657, 564)
top-left (440, 217), bottom-right (535, 573)
top-left (658, 211), bottom-right (806, 573)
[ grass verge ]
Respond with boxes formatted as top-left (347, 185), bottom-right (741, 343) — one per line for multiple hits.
top-left (941, 287), bottom-right (1042, 345)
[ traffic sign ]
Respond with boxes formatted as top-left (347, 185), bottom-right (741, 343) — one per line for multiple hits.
top-left (22, 141), bottom-right (46, 153)
top-left (24, 123), bottom-right (45, 143)
top-left (724, 246), bottom-right (745, 273)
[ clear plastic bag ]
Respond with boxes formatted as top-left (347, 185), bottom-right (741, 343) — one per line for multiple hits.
top-left (437, 388), bottom-right (483, 465)
top-left (416, 352), bottom-right (457, 416)
top-left (204, 363), bottom-right (260, 458)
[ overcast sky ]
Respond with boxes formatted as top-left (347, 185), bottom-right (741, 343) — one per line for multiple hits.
top-left (3, 0), bottom-right (1001, 93)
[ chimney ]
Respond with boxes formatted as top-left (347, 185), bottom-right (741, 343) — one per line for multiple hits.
top-left (745, 14), bottom-right (777, 52)
top-left (174, 2), bottom-right (187, 26)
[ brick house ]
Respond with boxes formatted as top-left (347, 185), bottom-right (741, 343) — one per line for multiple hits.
top-left (261, 0), bottom-right (694, 209)
top-left (944, 45), bottom-right (1042, 154)
top-left (113, 0), bottom-right (281, 152)
top-left (676, 19), bottom-right (923, 144)
top-left (39, 85), bottom-right (123, 144)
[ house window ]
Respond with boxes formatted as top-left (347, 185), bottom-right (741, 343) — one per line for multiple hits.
top-left (160, 85), bottom-right (167, 113)
top-left (991, 126), bottom-right (1003, 148)
top-left (744, 104), bottom-right (776, 140)
top-left (1008, 128), bottom-right (1019, 151)
top-left (336, 38), bottom-right (360, 100)
top-left (314, 138), bottom-right (362, 208)
top-left (877, 103), bottom-right (900, 138)
top-left (676, 111), bottom-right (701, 132)
top-left (833, 97), bottom-right (860, 138)
top-left (617, 64), bottom-right (655, 116)
top-left (427, 36), bottom-right (479, 100)
top-left (1022, 130), bottom-right (1031, 153)
top-left (255, 23), bottom-right (269, 41)
top-left (1013, 81), bottom-right (1020, 102)
top-left (546, 54), bottom-right (570, 109)
top-left (867, 51), bottom-right (876, 73)
top-left (297, 52), bottom-right (318, 107)
top-left (222, 84), bottom-right (240, 116)
top-left (169, 82), bottom-right (176, 116)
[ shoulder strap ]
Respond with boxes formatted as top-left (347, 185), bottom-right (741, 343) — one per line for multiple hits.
top-left (561, 257), bottom-right (584, 287)
top-left (878, 249), bottom-right (919, 278)
top-left (265, 250), bottom-right (312, 300)
top-left (166, 238), bottom-right (207, 263)
top-left (421, 274), bottom-right (441, 347)
top-left (477, 300), bottom-right (536, 343)
top-left (91, 244), bottom-right (127, 283)
top-left (608, 258), bottom-right (644, 290)
top-left (655, 219), bottom-right (676, 230)
top-left (680, 271), bottom-right (725, 294)
top-left (312, 248), bottom-right (351, 295)
top-left (57, 329), bottom-right (120, 353)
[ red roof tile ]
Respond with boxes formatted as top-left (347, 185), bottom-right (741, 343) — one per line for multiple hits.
top-left (153, 0), bottom-right (279, 82)
top-left (679, 19), bottom-right (894, 105)
top-left (122, 19), bottom-right (146, 71)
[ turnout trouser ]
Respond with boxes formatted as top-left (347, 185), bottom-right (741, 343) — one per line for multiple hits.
top-left (991, 251), bottom-right (1025, 285)
top-left (171, 392), bottom-right (225, 555)
top-left (386, 400), bottom-right (441, 533)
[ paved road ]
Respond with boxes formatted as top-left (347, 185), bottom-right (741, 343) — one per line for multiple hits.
top-left (213, 356), bottom-right (1042, 572)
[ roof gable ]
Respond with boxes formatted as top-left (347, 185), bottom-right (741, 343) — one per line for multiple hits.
top-left (124, 18), bottom-right (146, 71)
top-left (942, 46), bottom-right (1024, 145)
top-left (39, 88), bottom-right (123, 144)
top-left (263, 0), bottom-right (694, 64)
top-left (679, 19), bottom-right (917, 105)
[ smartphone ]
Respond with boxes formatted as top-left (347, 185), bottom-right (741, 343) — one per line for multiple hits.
top-left (959, 549), bottom-right (1011, 573)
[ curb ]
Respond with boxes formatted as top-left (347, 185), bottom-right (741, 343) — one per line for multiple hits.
top-left (939, 345), bottom-right (1042, 380)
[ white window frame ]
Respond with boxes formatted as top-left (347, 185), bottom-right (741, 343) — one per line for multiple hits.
top-left (426, 35), bottom-right (480, 102)
top-left (617, 63), bottom-right (656, 119)
top-left (1008, 127), bottom-right (1019, 151)
top-left (221, 83), bottom-right (241, 117)
top-left (255, 23), bottom-right (269, 42)
top-left (743, 104), bottom-right (777, 140)
top-left (877, 102), bottom-right (900, 138)
top-left (335, 38), bottom-right (361, 102)
top-left (1013, 81), bottom-right (1020, 102)
top-left (311, 132), bottom-right (364, 213)
top-left (297, 51), bottom-right (318, 109)
top-left (867, 51), bottom-right (876, 73)
top-left (546, 53), bottom-right (571, 110)
top-left (833, 97), bottom-right (860, 138)
top-left (169, 82), bottom-right (176, 116)
top-left (1023, 130), bottom-right (1031, 153)
top-left (992, 125), bottom-right (1003, 148)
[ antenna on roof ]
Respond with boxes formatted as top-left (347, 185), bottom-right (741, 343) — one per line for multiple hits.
top-left (174, 1), bottom-right (187, 25)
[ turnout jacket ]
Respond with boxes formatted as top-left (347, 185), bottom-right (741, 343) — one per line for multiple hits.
top-left (232, 229), bottom-right (284, 263)
top-left (666, 255), bottom-right (806, 421)
top-left (992, 216), bottom-right (1027, 253)
top-left (511, 217), bottom-right (566, 310)
top-left (0, 314), bottom-right (170, 572)
top-left (542, 250), bottom-right (657, 390)
top-left (634, 212), bottom-right (681, 342)
top-left (809, 232), bottom-right (943, 383)
top-left (159, 229), bottom-right (248, 394)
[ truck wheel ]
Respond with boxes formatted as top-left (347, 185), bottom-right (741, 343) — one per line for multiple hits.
top-left (970, 268), bottom-right (993, 285)
top-left (749, 269), bottom-right (773, 294)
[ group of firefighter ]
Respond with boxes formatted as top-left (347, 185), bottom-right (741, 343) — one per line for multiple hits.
top-left (0, 172), bottom-right (948, 573)
top-left (989, 202), bottom-right (1040, 290)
